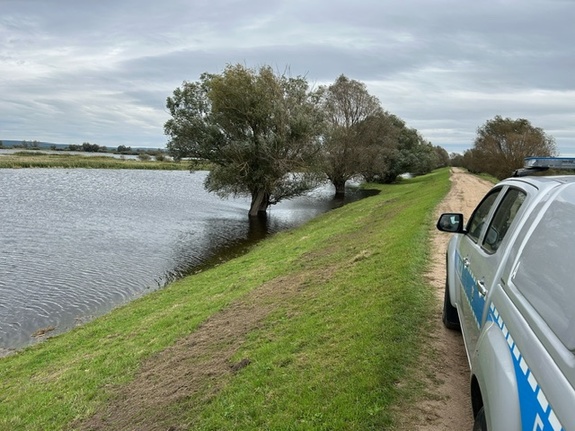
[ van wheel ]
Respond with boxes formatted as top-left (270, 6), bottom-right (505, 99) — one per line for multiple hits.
top-left (473, 407), bottom-right (487, 431)
top-left (442, 280), bottom-right (460, 330)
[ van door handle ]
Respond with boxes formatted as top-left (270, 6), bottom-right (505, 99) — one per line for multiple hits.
top-left (477, 280), bottom-right (487, 297)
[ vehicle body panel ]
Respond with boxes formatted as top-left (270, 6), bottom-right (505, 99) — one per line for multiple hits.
top-left (438, 173), bottom-right (575, 430)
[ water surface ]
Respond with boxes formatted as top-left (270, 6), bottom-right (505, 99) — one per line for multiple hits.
top-left (0, 169), bottom-right (369, 354)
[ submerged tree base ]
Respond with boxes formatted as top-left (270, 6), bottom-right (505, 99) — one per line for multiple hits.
top-left (249, 190), bottom-right (271, 217)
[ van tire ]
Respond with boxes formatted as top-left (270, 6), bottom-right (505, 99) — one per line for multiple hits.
top-left (473, 407), bottom-right (487, 431)
top-left (442, 281), bottom-right (460, 330)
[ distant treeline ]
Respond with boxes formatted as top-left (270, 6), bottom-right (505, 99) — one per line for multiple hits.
top-left (0, 140), bottom-right (167, 158)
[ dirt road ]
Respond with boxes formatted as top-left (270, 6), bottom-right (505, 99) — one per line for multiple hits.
top-left (396, 168), bottom-right (494, 430)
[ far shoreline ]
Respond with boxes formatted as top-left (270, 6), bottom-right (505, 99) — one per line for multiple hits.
top-left (0, 150), bottom-right (197, 170)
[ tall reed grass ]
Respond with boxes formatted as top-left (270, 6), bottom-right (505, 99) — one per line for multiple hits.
top-left (0, 152), bottom-right (189, 170)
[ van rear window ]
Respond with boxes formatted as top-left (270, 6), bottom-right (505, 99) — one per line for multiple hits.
top-left (513, 187), bottom-right (575, 351)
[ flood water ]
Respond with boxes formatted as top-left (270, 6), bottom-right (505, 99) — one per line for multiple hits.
top-left (0, 169), bottom-right (370, 354)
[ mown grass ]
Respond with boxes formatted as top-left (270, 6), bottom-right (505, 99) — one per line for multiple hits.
top-left (475, 172), bottom-right (499, 183)
top-left (0, 152), bottom-right (190, 170)
top-left (0, 168), bottom-right (451, 431)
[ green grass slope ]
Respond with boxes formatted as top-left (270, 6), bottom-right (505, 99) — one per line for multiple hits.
top-left (0, 168), bottom-right (451, 431)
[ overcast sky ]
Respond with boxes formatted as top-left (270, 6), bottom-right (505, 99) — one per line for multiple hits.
top-left (2, 0), bottom-right (574, 155)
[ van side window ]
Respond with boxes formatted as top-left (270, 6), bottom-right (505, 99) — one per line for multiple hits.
top-left (467, 189), bottom-right (502, 243)
top-left (513, 187), bottom-right (575, 351)
top-left (483, 189), bottom-right (526, 254)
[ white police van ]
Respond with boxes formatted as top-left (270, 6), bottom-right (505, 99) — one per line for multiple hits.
top-left (437, 157), bottom-right (575, 431)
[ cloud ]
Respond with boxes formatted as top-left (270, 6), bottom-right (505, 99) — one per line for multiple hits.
top-left (1, 0), bottom-right (574, 154)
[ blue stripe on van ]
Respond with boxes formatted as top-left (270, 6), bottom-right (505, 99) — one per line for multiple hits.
top-left (488, 304), bottom-right (564, 431)
top-left (455, 251), bottom-right (485, 328)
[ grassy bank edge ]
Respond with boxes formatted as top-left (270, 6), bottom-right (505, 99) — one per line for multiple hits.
top-left (0, 152), bottom-right (191, 170)
top-left (0, 168), bottom-right (452, 430)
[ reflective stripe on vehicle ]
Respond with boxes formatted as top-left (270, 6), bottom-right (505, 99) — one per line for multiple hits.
top-left (455, 251), bottom-right (485, 328)
top-left (488, 304), bottom-right (564, 431)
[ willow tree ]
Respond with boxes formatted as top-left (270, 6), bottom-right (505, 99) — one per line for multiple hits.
top-left (318, 75), bottom-right (383, 195)
top-left (356, 111), bottom-right (402, 183)
top-left (164, 64), bottom-right (324, 216)
top-left (473, 116), bottom-right (557, 179)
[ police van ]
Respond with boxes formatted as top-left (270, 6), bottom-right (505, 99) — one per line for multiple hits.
top-left (437, 157), bottom-right (575, 430)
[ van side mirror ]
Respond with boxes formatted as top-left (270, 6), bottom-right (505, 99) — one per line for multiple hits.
top-left (436, 213), bottom-right (465, 233)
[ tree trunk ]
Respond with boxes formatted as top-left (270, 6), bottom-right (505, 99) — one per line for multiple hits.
top-left (333, 179), bottom-right (346, 197)
top-left (249, 189), bottom-right (270, 217)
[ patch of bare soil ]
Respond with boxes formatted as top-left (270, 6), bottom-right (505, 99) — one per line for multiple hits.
top-left (76, 271), bottom-right (327, 431)
top-left (394, 168), bottom-right (493, 430)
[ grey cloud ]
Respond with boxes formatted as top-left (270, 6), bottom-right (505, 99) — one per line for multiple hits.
top-left (1, 0), bottom-right (575, 153)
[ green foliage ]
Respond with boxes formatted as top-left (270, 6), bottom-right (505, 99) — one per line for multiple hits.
top-left (165, 66), bottom-right (451, 208)
top-left (165, 64), bottom-right (324, 216)
top-left (316, 75), bottom-right (446, 187)
top-left (361, 117), bottom-right (441, 184)
top-left (13, 140), bottom-right (41, 150)
top-left (356, 112), bottom-right (401, 183)
top-left (116, 145), bottom-right (135, 155)
top-left (67, 142), bottom-right (107, 152)
top-left (394, 127), bottom-right (439, 176)
top-left (317, 75), bottom-right (385, 193)
top-left (0, 169), bottom-right (451, 431)
top-left (465, 115), bottom-right (557, 179)
top-left (434, 145), bottom-right (450, 168)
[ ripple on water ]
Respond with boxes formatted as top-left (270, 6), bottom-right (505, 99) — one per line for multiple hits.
top-left (0, 169), bottom-right (367, 351)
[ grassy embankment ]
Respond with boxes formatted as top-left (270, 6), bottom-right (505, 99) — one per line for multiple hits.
top-left (0, 168), bottom-right (451, 431)
top-left (0, 152), bottom-right (191, 170)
